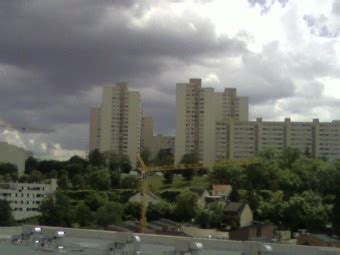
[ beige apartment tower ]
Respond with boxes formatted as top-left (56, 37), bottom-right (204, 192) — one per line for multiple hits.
top-left (175, 78), bottom-right (249, 165)
top-left (89, 83), bottom-right (142, 168)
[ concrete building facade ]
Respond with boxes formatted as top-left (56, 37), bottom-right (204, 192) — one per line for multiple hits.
top-left (175, 78), bottom-right (249, 164)
top-left (215, 118), bottom-right (340, 161)
top-left (0, 142), bottom-right (32, 177)
top-left (89, 83), bottom-right (142, 168)
top-left (0, 179), bottom-right (57, 220)
top-left (151, 134), bottom-right (175, 158)
top-left (141, 116), bottom-right (154, 152)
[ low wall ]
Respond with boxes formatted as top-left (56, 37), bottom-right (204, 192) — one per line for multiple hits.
top-left (20, 225), bottom-right (340, 255)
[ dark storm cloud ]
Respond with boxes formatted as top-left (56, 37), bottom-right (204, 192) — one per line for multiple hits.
top-left (0, 0), bottom-right (245, 92)
top-left (0, 0), bottom-right (247, 150)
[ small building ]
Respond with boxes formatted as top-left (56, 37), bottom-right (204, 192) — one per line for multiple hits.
top-left (224, 202), bottom-right (253, 228)
top-left (297, 234), bottom-right (340, 248)
top-left (0, 142), bottom-right (32, 177)
top-left (212, 184), bottom-right (232, 199)
top-left (0, 179), bottom-right (58, 220)
top-left (129, 191), bottom-right (160, 205)
top-left (229, 221), bottom-right (276, 241)
top-left (188, 188), bottom-right (209, 208)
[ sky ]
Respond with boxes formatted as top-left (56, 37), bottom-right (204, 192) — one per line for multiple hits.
top-left (0, 0), bottom-right (340, 160)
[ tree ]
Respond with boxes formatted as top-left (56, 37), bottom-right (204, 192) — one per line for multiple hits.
top-left (195, 209), bottom-right (210, 228)
top-left (96, 202), bottom-right (123, 227)
top-left (25, 156), bottom-right (38, 174)
top-left (0, 163), bottom-right (18, 181)
top-left (39, 192), bottom-right (74, 227)
top-left (89, 170), bottom-right (111, 190)
top-left (286, 191), bottom-right (330, 231)
top-left (27, 170), bottom-right (44, 183)
top-left (333, 173), bottom-right (340, 234)
top-left (76, 202), bottom-right (93, 227)
top-left (174, 191), bottom-right (199, 221)
top-left (146, 201), bottom-right (174, 221)
top-left (124, 201), bottom-right (140, 220)
top-left (71, 174), bottom-right (85, 190)
top-left (119, 155), bottom-right (132, 173)
top-left (110, 171), bottom-right (121, 189)
top-left (257, 191), bottom-right (288, 226)
top-left (162, 172), bottom-right (174, 185)
top-left (280, 147), bottom-right (302, 168)
top-left (89, 149), bottom-right (104, 167)
top-left (211, 162), bottom-right (244, 187)
top-left (154, 148), bottom-right (174, 165)
top-left (85, 192), bottom-right (109, 211)
top-left (58, 175), bottom-right (70, 190)
top-left (180, 153), bottom-right (199, 182)
top-left (64, 163), bottom-right (83, 178)
top-left (120, 175), bottom-right (139, 190)
top-left (0, 200), bottom-right (14, 226)
top-left (140, 148), bottom-right (151, 165)
top-left (208, 202), bottom-right (225, 228)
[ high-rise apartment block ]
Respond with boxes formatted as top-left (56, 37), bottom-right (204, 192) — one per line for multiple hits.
top-left (175, 78), bottom-right (249, 164)
top-left (216, 118), bottom-right (340, 161)
top-left (89, 83), bottom-right (142, 167)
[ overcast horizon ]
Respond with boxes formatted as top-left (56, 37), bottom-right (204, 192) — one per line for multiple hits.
top-left (1, 0), bottom-right (340, 160)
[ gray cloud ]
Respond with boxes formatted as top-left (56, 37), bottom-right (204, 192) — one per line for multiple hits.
top-left (303, 14), bottom-right (338, 38)
top-left (0, 0), bottom-right (247, 154)
top-left (248, 0), bottom-right (289, 14)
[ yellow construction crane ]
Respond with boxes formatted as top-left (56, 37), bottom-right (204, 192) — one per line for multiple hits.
top-left (135, 154), bottom-right (254, 233)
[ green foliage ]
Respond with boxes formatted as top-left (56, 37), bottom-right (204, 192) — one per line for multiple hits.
top-left (85, 192), bottom-right (109, 211)
top-left (162, 172), bottom-right (174, 185)
top-left (89, 170), bottom-right (111, 190)
top-left (286, 191), bottom-right (330, 231)
top-left (89, 149), bottom-right (104, 167)
top-left (333, 172), bottom-right (340, 234)
top-left (76, 202), bottom-right (93, 227)
top-left (96, 202), bottom-right (123, 227)
top-left (58, 175), bottom-right (71, 190)
top-left (180, 153), bottom-right (199, 182)
top-left (154, 148), bottom-right (174, 166)
top-left (195, 209), bottom-right (210, 228)
top-left (124, 201), bottom-right (140, 220)
top-left (110, 171), bottom-right (121, 189)
top-left (140, 148), bottom-right (151, 165)
top-left (160, 190), bottom-right (181, 203)
top-left (119, 155), bottom-right (132, 173)
top-left (0, 200), bottom-right (14, 226)
top-left (120, 175), bottom-right (139, 190)
top-left (0, 163), bottom-right (18, 181)
top-left (71, 174), bottom-right (85, 190)
top-left (208, 202), bottom-right (225, 228)
top-left (174, 191), bottom-right (199, 221)
top-left (147, 201), bottom-right (174, 221)
top-left (27, 170), bottom-right (44, 183)
top-left (39, 192), bottom-right (74, 227)
top-left (25, 156), bottom-right (38, 174)
top-left (211, 162), bottom-right (244, 186)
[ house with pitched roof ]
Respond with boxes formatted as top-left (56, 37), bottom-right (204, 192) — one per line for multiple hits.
top-left (224, 202), bottom-right (253, 229)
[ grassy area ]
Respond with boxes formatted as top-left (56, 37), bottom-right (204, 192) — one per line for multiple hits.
top-left (145, 174), bottom-right (210, 192)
